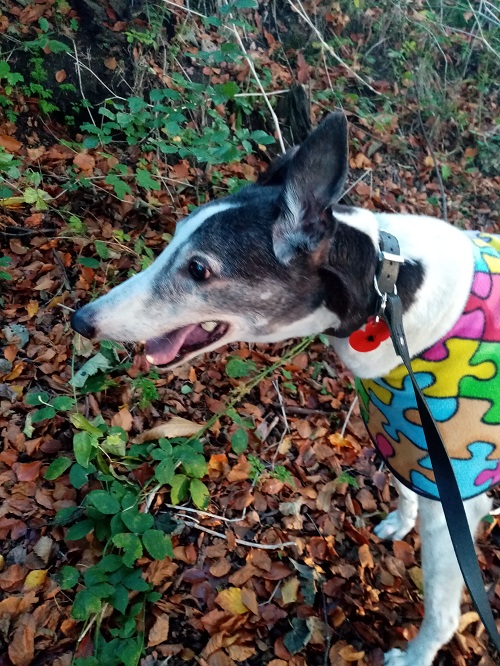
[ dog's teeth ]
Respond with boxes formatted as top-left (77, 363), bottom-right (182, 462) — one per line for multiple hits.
top-left (201, 321), bottom-right (217, 332)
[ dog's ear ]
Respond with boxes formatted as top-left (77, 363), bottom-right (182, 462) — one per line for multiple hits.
top-left (272, 112), bottom-right (348, 263)
top-left (257, 146), bottom-right (299, 187)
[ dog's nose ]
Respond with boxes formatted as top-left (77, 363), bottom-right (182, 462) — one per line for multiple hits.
top-left (71, 308), bottom-right (96, 339)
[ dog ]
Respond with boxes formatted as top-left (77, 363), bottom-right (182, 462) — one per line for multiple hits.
top-left (71, 112), bottom-right (500, 665)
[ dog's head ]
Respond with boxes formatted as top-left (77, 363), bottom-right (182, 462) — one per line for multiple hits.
top-left (72, 112), bottom-right (368, 368)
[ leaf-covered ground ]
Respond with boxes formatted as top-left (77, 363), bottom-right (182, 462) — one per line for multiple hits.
top-left (0, 1), bottom-right (499, 665)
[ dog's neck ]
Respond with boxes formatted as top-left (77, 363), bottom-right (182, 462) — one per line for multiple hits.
top-left (324, 205), bottom-right (475, 379)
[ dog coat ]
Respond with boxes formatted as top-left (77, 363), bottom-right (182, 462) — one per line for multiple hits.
top-left (356, 232), bottom-right (500, 500)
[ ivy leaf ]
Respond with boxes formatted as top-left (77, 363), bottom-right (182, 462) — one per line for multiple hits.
top-left (190, 478), bottom-right (210, 509)
top-left (44, 456), bottom-right (72, 480)
top-left (142, 529), bottom-right (174, 559)
top-left (136, 169), bottom-right (161, 191)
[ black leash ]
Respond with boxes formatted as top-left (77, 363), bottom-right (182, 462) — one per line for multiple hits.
top-left (376, 231), bottom-right (500, 653)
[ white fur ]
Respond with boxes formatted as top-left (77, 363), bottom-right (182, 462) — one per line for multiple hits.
top-left (331, 209), bottom-right (474, 378)
top-left (374, 479), bottom-right (418, 540)
top-left (382, 492), bottom-right (491, 666)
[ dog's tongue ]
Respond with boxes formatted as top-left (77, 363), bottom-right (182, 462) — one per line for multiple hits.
top-left (145, 324), bottom-right (199, 366)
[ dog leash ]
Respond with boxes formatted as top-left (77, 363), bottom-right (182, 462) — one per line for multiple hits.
top-left (376, 231), bottom-right (500, 654)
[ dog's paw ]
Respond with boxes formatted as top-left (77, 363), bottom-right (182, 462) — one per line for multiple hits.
top-left (374, 510), bottom-right (415, 541)
top-left (384, 648), bottom-right (408, 665)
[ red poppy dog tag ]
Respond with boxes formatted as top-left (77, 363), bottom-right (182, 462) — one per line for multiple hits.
top-left (349, 317), bottom-right (390, 352)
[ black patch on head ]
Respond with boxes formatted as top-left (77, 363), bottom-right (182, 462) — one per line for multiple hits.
top-left (320, 209), bottom-right (425, 337)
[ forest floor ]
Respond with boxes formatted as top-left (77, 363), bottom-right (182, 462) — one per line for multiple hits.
top-left (0, 1), bottom-right (499, 665)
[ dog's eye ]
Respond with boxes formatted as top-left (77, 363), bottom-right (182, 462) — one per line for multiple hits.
top-left (188, 259), bottom-right (211, 282)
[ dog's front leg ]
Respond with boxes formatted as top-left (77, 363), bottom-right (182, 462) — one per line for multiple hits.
top-left (384, 492), bottom-right (492, 666)
top-left (374, 479), bottom-right (418, 541)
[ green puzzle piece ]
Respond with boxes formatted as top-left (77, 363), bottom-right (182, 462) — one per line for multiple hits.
top-left (459, 341), bottom-right (500, 423)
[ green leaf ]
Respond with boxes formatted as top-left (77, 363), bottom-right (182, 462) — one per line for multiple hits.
top-left (190, 478), bottom-right (210, 509)
top-left (250, 129), bottom-right (276, 145)
top-left (142, 529), bottom-right (174, 559)
top-left (112, 532), bottom-right (143, 567)
top-left (111, 584), bottom-right (129, 613)
top-left (155, 456), bottom-right (175, 485)
top-left (25, 391), bottom-right (50, 406)
top-left (231, 428), bottom-right (248, 454)
top-left (99, 554), bottom-right (123, 572)
top-left (235, 0), bottom-right (258, 6)
top-left (441, 164), bottom-right (451, 180)
top-left (220, 81), bottom-right (240, 99)
top-left (44, 457), bottom-right (72, 480)
top-left (72, 589), bottom-right (101, 621)
top-left (120, 508), bottom-right (154, 534)
top-left (122, 568), bottom-right (151, 592)
top-left (59, 565), bottom-right (80, 590)
top-left (73, 431), bottom-right (97, 468)
top-left (105, 174), bottom-right (132, 199)
top-left (101, 433), bottom-right (126, 457)
top-left (128, 96), bottom-right (148, 113)
top-left (94, 240), bottom-right (110, 259)
top-left (66, 519), bottom-right (95, 540)
top-left (170, 474), bottom-right (189, 505)
top-left (87, 490), bottom-right (121, 515)
top-left (51, 395), bottom-right (75, 411)
top-left (70, 413), bottom-right (103, 436)
top-left (77, 257), bottom-right (100, 268)
top-left (225, 356), bottom-right (256, 378)
top-left (69, 353), bottom-right (112, 389)
top-left (31, 406), bottom-right (56, 423)
top-left (181, 454), bottom-right (208, 479)
top-left (135, 168), bottom-right (161, 191)
top-left (70, 463), bottom-right (94, 489)
top-left (283, 617), bottom-right (313, 655)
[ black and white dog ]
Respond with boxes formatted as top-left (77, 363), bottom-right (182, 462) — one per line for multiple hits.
top-left (72, 113), bottom-right (499, 665)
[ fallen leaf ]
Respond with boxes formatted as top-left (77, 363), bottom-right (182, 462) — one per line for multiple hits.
top-left (111, 406), bottom-right (133, 431)
top-left (73, 152), bottom-right (95, 172)
top-left (104, 56), bottom-right (117, 70)
top-left (14, 461), bottom-right (43, 482)
top-left (240, 587), bottom-right (258, 615)
top-left (215, 587), bottom-right (248, 615)
top-left (227, 644), bottom-right (256, 661)
top-left (136, 416), bottom-right (202, 442)
top-left (281, 576), bottom-right (299, 604)
top-left (148, 613), bottom-right (170, 646)
top-left (0, 134), bottom-right (21, 152)
top-left (8, 614), bottom-right (36, 666)
top-left (358, 544), bottom-right (374, 569)
top-left (24, 569), bottom-right (48, 589)
top-left (55, 69), bottom-right (67, 82)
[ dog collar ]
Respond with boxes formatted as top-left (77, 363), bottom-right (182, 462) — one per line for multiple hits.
top-left (348, 230), bottom-right (405, 351)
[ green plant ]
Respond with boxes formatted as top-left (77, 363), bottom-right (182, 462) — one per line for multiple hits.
top-left (0, 255), bottom-right (12, 280)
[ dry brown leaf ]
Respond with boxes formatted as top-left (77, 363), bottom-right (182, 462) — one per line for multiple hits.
top-left (339, 644), bottom-right (365, 661)
top-left (55, 69), bottom-right (66, 82)
top-left (408, 565), bottom-right (423, 591)
top-left (240, 587), bottom-right (258, 615)
top-left (148, 613), bottom-right (170, 646)
top-left (215, 587), bottom-right (248, 615)
top-left (227, 644), bottom-right (256, 661)
top-left (458, 610), bottom-right (480, 633)
top-left (316, 480), bottom-right (338, 512)
top-left (0, 134), bottom-right (21, 152)
top-left (281, 576), bottom-right (300, 605)
top-left (210, 558), bottom-right (231, 578)
top-left (111, 406), bottom-right (133, 431)
top-left (104, 56), bottom-right (117, 70)
top-left (136, 416), bottom-right (202, 443)
top-left (8, 614), bottom-right (36, 666)
top-left (73, 152), bottom-right (95, 172)
top-left (358, 544), bottom-right (374, 569)
top-left (207, 651), bottom-right (235, 666)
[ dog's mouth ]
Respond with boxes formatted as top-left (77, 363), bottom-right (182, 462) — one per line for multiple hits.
top-left (144, 321), bottom-right (229, 367)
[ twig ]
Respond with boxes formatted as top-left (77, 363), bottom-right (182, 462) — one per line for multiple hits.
top-left (163, 502), bottom-right (250, 524)
top-left (234, 89), bottom-right (290, 98)
top-left (56, 303), bottom-right (76, 313)
top-left (271, 402), bottom-right (326, 416)
top-left (341, 395), bottom-right (358, 439)
top-left (181, 518), bottom-right (297, 549)
top-left (288, 0), bottom-right (380, 96)
top-left (414, 83), bottom-right (447, 221)
top-left (229, 23), bottom-right (286, 154)
top-left (72, 41), bottom-right (96, 127)
top-left (271, 379), bottom-right (289, 466)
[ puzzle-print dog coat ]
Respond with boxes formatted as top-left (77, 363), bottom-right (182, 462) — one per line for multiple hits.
top-left (356, 233), bottom-right (500, 500)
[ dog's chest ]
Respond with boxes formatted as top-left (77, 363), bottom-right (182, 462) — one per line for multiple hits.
top-left (357, 233), bottom-right (500, 500)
